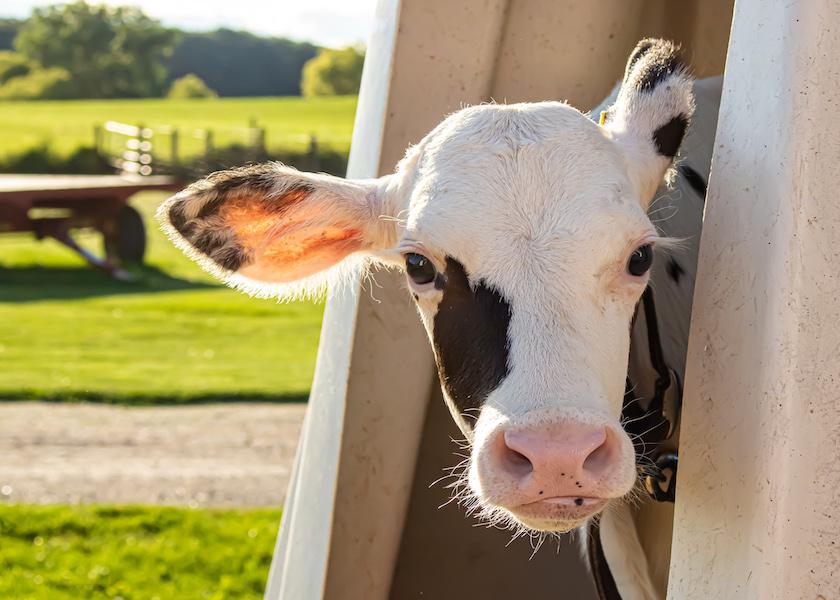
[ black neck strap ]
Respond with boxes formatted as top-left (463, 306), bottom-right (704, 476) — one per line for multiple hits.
top-left (622, 286), bottom-right (681, 500)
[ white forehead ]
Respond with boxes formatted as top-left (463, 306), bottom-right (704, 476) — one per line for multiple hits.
top-left (396, 101), bottom-right (654, 288)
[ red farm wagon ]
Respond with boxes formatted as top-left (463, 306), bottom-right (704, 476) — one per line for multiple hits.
top-left (0, 174), bottom-right (181, 278)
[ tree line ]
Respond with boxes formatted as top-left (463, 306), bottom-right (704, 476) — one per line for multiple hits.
top-left (0, 2), bottom-right (364, 100)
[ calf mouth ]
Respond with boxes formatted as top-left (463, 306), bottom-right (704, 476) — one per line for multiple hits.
top-left (449, 478), bottom-right (622, 535)
top-left (510, 496), bottom-right (610, 532)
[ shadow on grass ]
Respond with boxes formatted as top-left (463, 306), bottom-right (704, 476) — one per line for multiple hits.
top-left (0, 263), bottom-right (217, 302)
top-left (0, 390), bottom-right (309, 405)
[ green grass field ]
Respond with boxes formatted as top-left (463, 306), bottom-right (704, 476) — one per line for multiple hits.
top-left (0, 96), bottom-right (357, 160)
top-left (0, 191), bottom-right (325, 403)
top-left (0, 98), bottom-right (345, 599)
top-left (0, 504), bottom-right (281, 599)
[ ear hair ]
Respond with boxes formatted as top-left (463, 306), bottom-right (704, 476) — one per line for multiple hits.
top-left (157, 162), bottom-right (394, 301)
top-left (622, 39), bottom-right (682, 93)
top-left (622, 39), bottom-right (691, 160)
top-left (224, 252), bottom-right (377, 302)
top-left (602, 39), bottom-right (695, 203)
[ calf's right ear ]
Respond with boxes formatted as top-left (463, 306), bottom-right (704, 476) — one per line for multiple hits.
top-left (157, 163), bottom-right (397, 299)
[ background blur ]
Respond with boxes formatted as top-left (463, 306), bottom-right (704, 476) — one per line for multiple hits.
top-left (0, 1), bottom-right (372, 597)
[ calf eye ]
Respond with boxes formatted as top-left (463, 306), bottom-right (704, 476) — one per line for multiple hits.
top-left (405, 253), bottom-right (437, 285)
top-left (628, 245), bottom-right (653, 276)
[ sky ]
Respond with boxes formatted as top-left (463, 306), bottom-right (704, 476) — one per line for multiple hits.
top-left (2, 0), bottom-right (378, 47)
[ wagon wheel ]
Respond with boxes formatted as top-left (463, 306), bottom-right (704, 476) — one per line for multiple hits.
top-left (114, 204), bottom-right (146, 263)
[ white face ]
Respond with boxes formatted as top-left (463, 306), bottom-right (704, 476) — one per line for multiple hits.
top-left (388, 103), bottom-right (659, 531)
top-left (159, 39), bottom-right (693, 534)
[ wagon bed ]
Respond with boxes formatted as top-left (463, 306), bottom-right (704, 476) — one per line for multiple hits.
top-left (0, 174), bottom-right (182, 279)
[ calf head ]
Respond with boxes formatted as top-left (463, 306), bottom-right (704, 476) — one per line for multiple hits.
top-left (159, 39), bottom-right (693, 534)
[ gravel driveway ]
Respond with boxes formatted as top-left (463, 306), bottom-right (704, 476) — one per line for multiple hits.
top-left (0, 402), bottom-right (306, 507)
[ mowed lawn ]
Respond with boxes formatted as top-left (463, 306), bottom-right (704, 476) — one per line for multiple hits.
top-left (0, 504), bottom-right (281, 600)
top-left (0, 191), bottom-right (325, 403)
top-left (0, 95), bottom-right (357, 160)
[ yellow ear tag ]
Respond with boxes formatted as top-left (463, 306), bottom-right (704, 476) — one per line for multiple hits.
top-left (599, 111), bottom-right (608, 126)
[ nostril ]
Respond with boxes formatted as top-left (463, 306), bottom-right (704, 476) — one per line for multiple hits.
top-left (582, 427), bottom-right (616, 475)
top-left (500, 432), bottom-right (534, 477)
top-left (505, 447), bottom-right (533, 469)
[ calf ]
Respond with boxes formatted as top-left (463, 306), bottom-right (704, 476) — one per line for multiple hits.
top-left (160, 39), bottom-right (719, 599)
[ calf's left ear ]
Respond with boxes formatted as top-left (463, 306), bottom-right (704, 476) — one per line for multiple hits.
top-left (600, 38), bottom-right (694, 205)
top-left (157, 163), bottom-right (396, 299)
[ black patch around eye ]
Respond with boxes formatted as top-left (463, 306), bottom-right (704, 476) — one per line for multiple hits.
top-left (432, 258), bottom-right (511, 428)
top-left (434, 273), bottom-right (446, 290)
top-left (653, 114), bottom-right (688, 158)
top-left (678, 164), bottom-right (708, 200)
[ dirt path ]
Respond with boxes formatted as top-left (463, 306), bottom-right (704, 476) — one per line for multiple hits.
top-left (0, 402), bottom-right (305, 507)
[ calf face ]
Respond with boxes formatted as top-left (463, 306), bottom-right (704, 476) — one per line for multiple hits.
top-left (159, 39), bottom-right (693, 534)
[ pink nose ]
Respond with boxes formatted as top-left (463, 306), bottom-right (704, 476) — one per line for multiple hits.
top-left (493, 421), bottom-right (622, 502)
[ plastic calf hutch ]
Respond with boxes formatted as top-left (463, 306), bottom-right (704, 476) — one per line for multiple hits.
top-left (266, 1), bottom-right (840, 599)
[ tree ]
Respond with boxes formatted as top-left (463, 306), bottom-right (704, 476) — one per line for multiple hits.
top-left (14, 1), bottom-right (178, 99)
top-left (0, 66), bottom-right (73, 100)
top-left (0, 51), bottom-right (30, 84)
top-left (301, 46), bottom-right (365, 97)
top-left (167, 74), bottom-right (217, 99)
top-left (167, 29), bottom-right (317, 97)
top-left (0, 50), bottom-right (76, 100)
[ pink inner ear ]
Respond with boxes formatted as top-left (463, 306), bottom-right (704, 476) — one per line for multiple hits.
top-left (219, 191), bottom-right (365, 283)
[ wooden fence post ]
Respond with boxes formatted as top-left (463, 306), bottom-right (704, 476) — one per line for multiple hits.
top-left (170, 128), bottom-right (180, 170)
top-left (205, 129), bottom-right (214, 159)
top-left (256, 127), bottom-right (267, 159)
top-left (307, 135), bottom-right (319, 171)
top-left (93, 124), bottom-right (102, 154)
